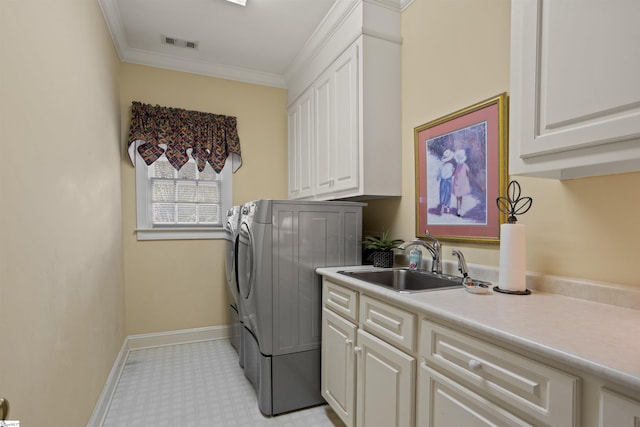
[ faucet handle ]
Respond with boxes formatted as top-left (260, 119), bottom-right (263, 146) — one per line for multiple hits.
top-left (451, 249), bottom-right (468, 277)
top-left (424, 230), bottom-right (441, 248)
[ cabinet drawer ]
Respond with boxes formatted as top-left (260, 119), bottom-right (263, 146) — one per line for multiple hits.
top-left (360, 295), bottom-right (416, 353)
top-left (418, 363), bottom-right (533, 427)
top-left (421, 320), bottom-right (578, 427)
top-left (323, 279), bottom-right (358, 322)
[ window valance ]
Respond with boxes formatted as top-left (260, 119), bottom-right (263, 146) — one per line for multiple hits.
top-left (127, 101), bottom-right (242, 173)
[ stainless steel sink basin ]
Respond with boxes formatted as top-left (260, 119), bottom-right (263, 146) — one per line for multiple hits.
top-left (338, 268), bottom-right (462, 293)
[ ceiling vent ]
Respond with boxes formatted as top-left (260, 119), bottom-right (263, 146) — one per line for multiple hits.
top-left (161, 35), bottom-right (199, 50)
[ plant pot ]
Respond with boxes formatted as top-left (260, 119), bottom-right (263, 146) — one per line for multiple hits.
top-left (372, 250), bottom-right (394, 268)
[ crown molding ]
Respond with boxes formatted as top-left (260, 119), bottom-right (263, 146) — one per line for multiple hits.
top-left (99, 0), bottom-right (286, 88)
top-left (401, 0), bottom-right (415, 11)
top-left (120, 47), bottom-right (286, 88)
top-left (98, 0), bottom-right (410, 89)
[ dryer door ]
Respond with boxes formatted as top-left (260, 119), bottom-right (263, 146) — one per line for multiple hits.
top-left (224, 222), bottom-right (236, 284)
top-left (237, 221), bottom-right (255, 300)
top-left (224, 221), bottom-right (236, 293)
top-left (234, 235), bottom-right (240, 295)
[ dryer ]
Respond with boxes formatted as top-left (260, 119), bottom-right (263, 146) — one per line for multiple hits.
top-left (223, 205), bottom-right (242, 357)
top-left (236, 199), bottom-right (363, 416)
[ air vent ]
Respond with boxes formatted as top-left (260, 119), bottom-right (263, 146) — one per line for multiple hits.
top-left (161, 35), bottom-right (199, 50)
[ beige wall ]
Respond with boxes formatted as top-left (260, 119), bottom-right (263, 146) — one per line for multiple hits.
top-left (1, 1), bottom-right (638, 424)
top-left (120, 63), bottom-right (289, 335)
top-left (364, 0), bottom-right (640, 288)
top-left (0, 0), bottom-right (125, 426)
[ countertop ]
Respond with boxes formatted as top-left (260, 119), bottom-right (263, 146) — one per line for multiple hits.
top-left (316, 265), bottom-right (640, 393)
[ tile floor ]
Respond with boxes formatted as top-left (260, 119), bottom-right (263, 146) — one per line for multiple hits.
top-left (101, 339), bottom-right (345, 427)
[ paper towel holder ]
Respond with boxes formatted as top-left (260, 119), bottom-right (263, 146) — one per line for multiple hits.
top-left (495, 180), bottom-right (533, 295)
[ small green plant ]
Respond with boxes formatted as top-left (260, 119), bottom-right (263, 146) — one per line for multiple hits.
top-left (364, 230), bottom-right (404, 251)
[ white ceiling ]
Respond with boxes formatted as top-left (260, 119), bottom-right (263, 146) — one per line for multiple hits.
top-left (98, 0), bottom-right (338, 88)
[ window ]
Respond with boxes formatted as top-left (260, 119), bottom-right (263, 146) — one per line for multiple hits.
top-left (135, 152), bottom-right (232, 240)
top-left (126, 102), bottom-right (241, 239)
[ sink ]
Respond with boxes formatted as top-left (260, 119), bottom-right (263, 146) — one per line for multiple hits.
top-left (338, 268), bottom-right (462, 293)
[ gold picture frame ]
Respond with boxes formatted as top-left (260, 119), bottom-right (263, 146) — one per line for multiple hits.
top-left (414, 93), bottom-right (508, 243)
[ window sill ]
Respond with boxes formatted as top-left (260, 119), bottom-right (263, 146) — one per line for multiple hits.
top-left (135, 227), bottom-right (227, 241)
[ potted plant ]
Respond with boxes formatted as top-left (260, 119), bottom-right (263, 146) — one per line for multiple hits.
top-left (364, 230), bottom-right (404, 268)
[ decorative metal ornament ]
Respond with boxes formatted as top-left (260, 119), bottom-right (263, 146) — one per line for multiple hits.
top-left (496, 180), bottom-right (533, 224)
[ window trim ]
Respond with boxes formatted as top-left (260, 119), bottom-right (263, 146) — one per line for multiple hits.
top-left (134, 151), bottom-right (232, 241)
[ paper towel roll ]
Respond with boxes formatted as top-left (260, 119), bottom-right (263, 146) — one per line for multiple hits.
top-left (499, 224), bottom-right (527, 292)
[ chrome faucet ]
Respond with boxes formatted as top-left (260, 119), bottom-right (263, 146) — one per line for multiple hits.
top-left (452, 249), bottom-right (491, 294)
top-left (451, 249), bottom-right (468, 277)
top-left (398, 231), bottom-right (442, 274)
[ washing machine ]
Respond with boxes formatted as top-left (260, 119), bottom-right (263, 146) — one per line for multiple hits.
top-left (236, 199), bottom-right (363, 416)
top-left (224, 205), bottom-right (242, 358)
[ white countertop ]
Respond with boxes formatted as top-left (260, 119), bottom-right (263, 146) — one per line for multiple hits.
top-left (317, 265), bottom-right (640, 392)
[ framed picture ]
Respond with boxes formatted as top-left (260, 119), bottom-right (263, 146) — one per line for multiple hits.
top-left (414, 93), bottom-right (508, 243)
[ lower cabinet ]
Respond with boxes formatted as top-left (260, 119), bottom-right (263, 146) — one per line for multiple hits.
top-left (321, 280), bottom-right (415, 427)
top-left (321, 276), bottom-right (639, 427)
top-left (418, 319), bottom-right (579, 427)
top-left (322, 307), bottom-right (357, 426)
top-left (356, 329), bottom-right (414, 427)
top-left (418, 364), bottom-right (532, 426)
top-left (600, 388), bottom-right (640, 427)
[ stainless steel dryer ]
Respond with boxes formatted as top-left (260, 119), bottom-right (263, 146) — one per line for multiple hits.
top-left (236, 199), bottom-right (363, 416)
top-left (224, 205), bottom-right (242, 358)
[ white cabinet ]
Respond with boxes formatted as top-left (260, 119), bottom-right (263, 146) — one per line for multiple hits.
top-left (509, 0), bottom-right (640, 179)
top-left (321, 279), bottom-right (415, 427)
top-left (418, 364), bottom-right (532, 426)
top-left (600, 388), bottom-right (640, 427)
top-left (320, 272), bottom-right (640, 427)
top-left (322, 307), bottom-right (357, 426)
top-left (287, 87), bottom-right (314, 199)
top-left (418, 319), bottom-right (579, 427)
top-left (322, 280), bottom-right (359, 426)
top-left (286, 0), bottom-right (401, 200)
top-left (356, 329), bottom-right (414, 427)
top-left (313, 42), bottom-right (359, 197)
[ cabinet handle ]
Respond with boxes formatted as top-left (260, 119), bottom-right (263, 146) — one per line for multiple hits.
top-left (0, 398), bottom-right (9, 421)
top-left (354, 346), bottom-right (362, 354)
top-left (468, 359), bottom-right (482, 372)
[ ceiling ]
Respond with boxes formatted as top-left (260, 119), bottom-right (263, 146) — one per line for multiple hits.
top-left (98, 0), bottom-right (338, 88)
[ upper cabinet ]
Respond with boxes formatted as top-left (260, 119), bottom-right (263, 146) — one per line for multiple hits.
top-left (509, 0), bottom-right (640, 179)
top-left (286, 0), bottom-right (402, 200)
top-left (313, 42), bottom-right (360, 198)
top-left (288, 87), bottom-right (314, 200)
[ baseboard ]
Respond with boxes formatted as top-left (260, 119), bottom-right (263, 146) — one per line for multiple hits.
top-left (87, 325), bottom-right (230, 426)
top-left (86, 338), bottom-right (129, 427)
top-left (126, 325), bottom-right (230, 350)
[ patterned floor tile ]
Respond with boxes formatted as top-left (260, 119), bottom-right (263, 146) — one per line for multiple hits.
top-left (101, 340), bottom-right (344, 427)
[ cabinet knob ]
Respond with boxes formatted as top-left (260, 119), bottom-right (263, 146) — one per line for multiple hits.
top-left (354, 346), bottom-right (362, 354)
top-left (345, 339), bottom-right (353, 345)
top-left (468, 359), bottom-right (482, 372)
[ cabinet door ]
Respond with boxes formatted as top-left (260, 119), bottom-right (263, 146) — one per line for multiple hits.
top-left (330, 42), bottom-right (359, 194)
top-left (288, 88), bottom-right (314, 199)
top-left (314, 42), bottom-right (359, 197)
top-left (417, 363), bottom-right (533, 427)
top-left (322, 307), bottom-right (357, 427)
top-left (356, 329), bottom-right (414, 427)
top-left (314, 71), bottom-right (333, 195)
top-left (600, 388), bottom-right (640, 427)
top-left (509, 0), bottom-right (640, 178)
